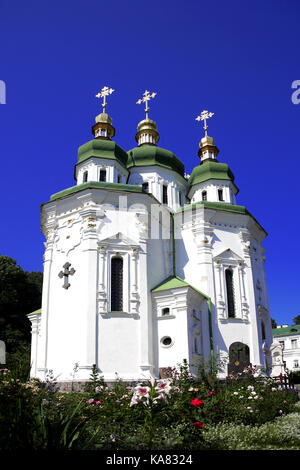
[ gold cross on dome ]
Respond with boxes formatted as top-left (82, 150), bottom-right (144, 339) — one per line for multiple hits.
top-left (136, 90), bottom-right (157, 119)
top-left (196, 110), bottom-right (214, 136)
top-left (95, 86), bottom-right (115, 113)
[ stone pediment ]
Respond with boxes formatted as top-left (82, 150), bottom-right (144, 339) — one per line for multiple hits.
top-left (213, 248), bottom-right (243, 263)
top-left (98, 232), bottom-right (140, 249)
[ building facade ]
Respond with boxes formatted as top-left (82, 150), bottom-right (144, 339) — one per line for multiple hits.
top-left (28, 95), bottom-right (273, 385)
top-left (272, 325), bottom-right (300, 372)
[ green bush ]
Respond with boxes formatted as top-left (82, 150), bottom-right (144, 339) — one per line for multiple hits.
top-left (0, 361), bottom-right (298, 450)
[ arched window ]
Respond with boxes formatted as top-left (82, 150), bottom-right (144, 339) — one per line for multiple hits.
top-left (261, 321), bottom-right (266, 340)
top-left (111, 257), bottom-right (123, 311)
top-left (162, 185), bottom-right (168, 204)
top-left (225, 268), bottom-right (235, 318)
top-left (202, 190), bottom-right (207, 201)
top-left (83, 171), bottom-right (88, 183)
top-left (142, 182), bottom-right (149, 192)
top-left (99, 169), bottom-right (106, 182)
top-left (218, 189), bottom-right (224, 201)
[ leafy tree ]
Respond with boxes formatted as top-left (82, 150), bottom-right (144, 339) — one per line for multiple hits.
top-left (293, 315), bottom-right (300, 325)
top-left (0, 255), bottom-right (43, 351)
top-left (271, 318), bottom-right (277, 328)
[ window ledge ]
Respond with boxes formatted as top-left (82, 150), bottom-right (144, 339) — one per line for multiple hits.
top-left (100, 311), bottom-right (140, 319)
top-left (219, 317), bottom-right (248, 323)
top-left (158, 315), bottom-right (176, 320)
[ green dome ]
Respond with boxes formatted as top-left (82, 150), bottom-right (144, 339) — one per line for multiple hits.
top-left (77, 139), bottom-right (128, 168)
top-left (127, 144), bottom-right (185, 177)
top-left (188, 160), bottom-right (238, 192)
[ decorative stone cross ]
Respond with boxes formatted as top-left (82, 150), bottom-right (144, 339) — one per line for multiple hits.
top-left (136, 90), bottom-right (157, 119)
top-left (196, 110), bottom-right (214, 136)
top-left (58, 262), bottom-right (75, 289)
top-left (95, 86), bottom-right (115, 113)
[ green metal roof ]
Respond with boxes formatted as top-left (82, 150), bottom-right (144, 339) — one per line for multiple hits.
top-left (127, 144), bottom-right (185, 177)
top-left (151, 275), bottom-right (208, 298)
top-left (77, 139), bottom-right (128, 168)
top-left (27, 308), bottom-right (41, 316)
top-left (50, 181), bottom-right (144, 201)
top-left (272, 325), bottom-right (300, 337)
top-left (188, 160), bottom-right (238, 193)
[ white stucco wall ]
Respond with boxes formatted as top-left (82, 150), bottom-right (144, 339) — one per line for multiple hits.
top-left (128, 166), bottom-right (187, 211)
top-left (30, 171), bottom-right (272, 383)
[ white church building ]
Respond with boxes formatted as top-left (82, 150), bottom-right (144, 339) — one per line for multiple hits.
top-left (28, 89), bottom-right (273, 386)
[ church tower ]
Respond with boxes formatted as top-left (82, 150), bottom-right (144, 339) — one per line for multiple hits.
top-left (175, 111), bottom-right (273, 375)
top-left (28, 93), bottom-right (273, 386)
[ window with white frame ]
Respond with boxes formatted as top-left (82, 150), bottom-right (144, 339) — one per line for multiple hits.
top-left (162, 307), bottom-right (170, 316)
top-left (225, 268), bottom-right (236, 318)
top-left (110, 256), bottom-right (123, 312)
top-left (291, 339), bottom-right (298, 349)
top-left (214, 255), bottom-right (248, 322)
top-left (142, 182), bottom-right (149, 192)
top-left (99, 169), bottom-right (107, 182)
top-left (162, 185), bottom-right (168, 204)
top-left (261, 321), bottom-right (266, 340)
top-left (98, 240), bottom-right (140, 316)
top-left (179, 191), bottom-right (182, 205)
top-left (83, 171), bottom-right (88, 183)
top-left (218, 189), bottom-right (224, 201)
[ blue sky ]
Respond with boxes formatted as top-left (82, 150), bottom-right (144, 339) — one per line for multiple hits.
top-left (0, 0), bottom-right (299, 325)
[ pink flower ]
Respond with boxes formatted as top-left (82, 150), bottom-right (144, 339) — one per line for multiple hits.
top-left (130, 396), bottom-right (142, 406)
top-left (88, 398), bottom-right (94, 404)
top-left (209, 391), bottom-right (214, 396)
top-left (96, 400), bottom-right (102, 405)
top-left (130, 384), bottom-right (150, 407)
top-left (155, 380), bottom-right (171, 394)
top-left (135, 386), bottom-right (150, 397)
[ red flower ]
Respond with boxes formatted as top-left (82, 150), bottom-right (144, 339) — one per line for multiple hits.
top-left (193, 421), bottom-right (204, 429)
top-left (191, 398), bottom-right (204, 408)
top-left (209, 391), bottom-right (214, 396)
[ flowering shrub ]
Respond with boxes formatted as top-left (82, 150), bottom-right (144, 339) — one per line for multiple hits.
top-left (0, 363), bottom-right (298, 450)
top-left (130, 379), bottom-right (171, 407)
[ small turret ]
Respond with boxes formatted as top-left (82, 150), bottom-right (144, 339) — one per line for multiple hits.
top-left (196, 110), bottom-right (219, 162)
top-left (135, 90), bottom-right (159, 146)
top-left (92, 86), bottom-right (115, 140)
top-left (188, 111), bottom-right (238, 204)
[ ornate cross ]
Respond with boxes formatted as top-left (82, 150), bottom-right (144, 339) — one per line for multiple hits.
top-left (196, 110), bottom-right (214, 136)
top-left (58, 262), bottom-right (75, 289)
top-left (95, 86), bottom-right (115, 113)
top-left (136, 90), bottom-right (157, 119)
